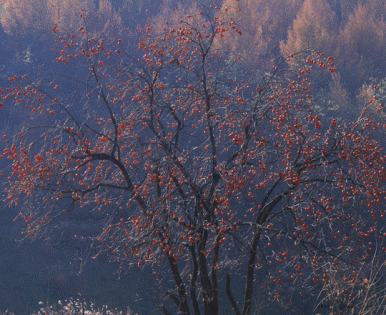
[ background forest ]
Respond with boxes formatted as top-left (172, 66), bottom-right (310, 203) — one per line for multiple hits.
top-left (1, 0), bottom-right (386, 314)
top-left (2, 0), bottom-right (386, 129)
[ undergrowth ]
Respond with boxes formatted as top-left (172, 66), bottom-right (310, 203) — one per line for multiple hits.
top-left (0, 297), bottom-right (137, 315)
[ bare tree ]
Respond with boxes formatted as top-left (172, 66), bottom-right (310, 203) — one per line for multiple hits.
top-left (2, 2), bottom-right (386, 315)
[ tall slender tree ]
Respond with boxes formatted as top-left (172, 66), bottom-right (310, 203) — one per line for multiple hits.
top-left (216, 0), bottom-right (302, 72)
top-left (280, 0), bottom-right (338, 58)
top-left (336, 3), bottom-right (386, 90)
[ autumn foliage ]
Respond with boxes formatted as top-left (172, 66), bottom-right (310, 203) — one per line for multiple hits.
top-left (2, 1), bottom-right (386, 314)
top-left (1, 0), bottom-right (123, 40)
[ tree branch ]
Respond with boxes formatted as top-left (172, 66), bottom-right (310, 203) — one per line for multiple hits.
top-left (226, 274), bottom-right (241, 315)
